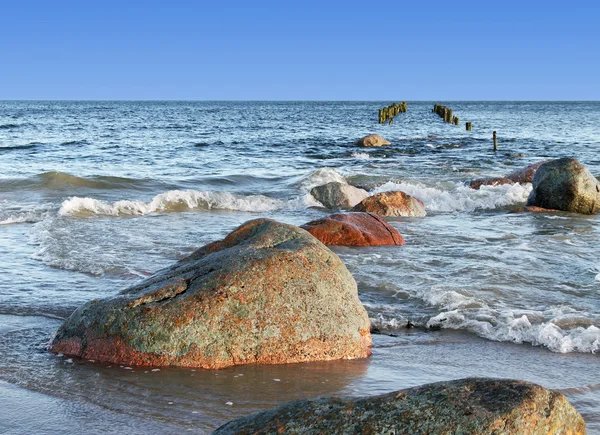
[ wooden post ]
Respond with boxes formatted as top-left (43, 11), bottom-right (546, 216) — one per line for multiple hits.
top-left (493, 131), bottom-right (498, 151)
top-left (453, 116), bottom-right (459, 125)
top-left (466, 122), bottom-right (472, 131)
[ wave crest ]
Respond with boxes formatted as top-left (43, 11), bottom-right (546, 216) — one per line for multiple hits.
top-left (59, 190), bottom-right (286, 216)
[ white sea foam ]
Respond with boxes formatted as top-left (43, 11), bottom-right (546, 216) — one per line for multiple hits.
top-left (351, 152), bottom-right (371, 159)
top-left (301, 168), bottom-right (347, 190)
top-left (426, 310), bottom-right (600, 353)
top-left (374, 180), bottom-right (531, 212)
top-left (59, 190), bottom-right (287, 217)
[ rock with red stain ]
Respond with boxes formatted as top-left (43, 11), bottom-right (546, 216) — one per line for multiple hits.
top-left (49, 219), bottom-right (372, 368)
top-left (352, 191), bottom-right (426, 217)
top-left (469, 161), bottom-right (548, 190)
top-left (213, 378), bottom-right (586, 434)
top-left (301, 212), bottom-right (404, 247)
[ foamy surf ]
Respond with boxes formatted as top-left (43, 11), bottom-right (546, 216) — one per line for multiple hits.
top-left (300, 168), bottom-right (347, 190)
top-left (374, 180), bottom-right (531, 212)
top-left (58, 190), bottom-right (318, 217)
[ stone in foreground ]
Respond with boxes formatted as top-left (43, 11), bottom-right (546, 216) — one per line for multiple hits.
top-left (310, 182), bottom-right (369, 209)
top-left (527, 158), bottom-right (600, 214)
top-left (50, 219), bottom-right (372, 368)
top-left (352, 191), bottom-right (426, 217)
top-left (213, 378), bottom-right (585, 435)
top-left (301, 212), bottom-right (404, 246)
top-left (355, 134), bottom-right (390, 147)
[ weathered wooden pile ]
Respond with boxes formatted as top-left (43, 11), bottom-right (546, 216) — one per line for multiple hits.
top-left (433, 104), bottom-right (460, 125)
top-left (378, 102), bottom-right (407, 124)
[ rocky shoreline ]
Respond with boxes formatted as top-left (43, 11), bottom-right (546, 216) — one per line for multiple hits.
top-left (48, 153), bottom-right (599, 432)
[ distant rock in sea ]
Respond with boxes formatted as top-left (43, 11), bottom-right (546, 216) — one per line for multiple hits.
top-left (352, 191), bottom-right (426, 217)
top-left (301, 212), bottom-right (404, 246)
top-left (355, 134), bottom-right (390, 147)
top-left (213, 378), bottom-right (586, 435)
top-left (527, 158), bottom-right (600, 214)
top-left (50, 219), bottom-right (371, 368)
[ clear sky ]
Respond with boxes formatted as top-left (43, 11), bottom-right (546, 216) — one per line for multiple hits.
top-left (1, 1), bottom-right (598, 100)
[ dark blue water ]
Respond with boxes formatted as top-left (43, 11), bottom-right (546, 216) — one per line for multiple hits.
top-left (1, 101), bottom-right (599, 433)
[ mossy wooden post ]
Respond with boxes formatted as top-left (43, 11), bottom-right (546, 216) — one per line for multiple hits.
top-left (493, 131), bottom-right (498, 151)
top-left (453, 116), bottom-right (460, 126)
top-left (466, 122), bottom-right (472, 131)
top-left (388, 119), bottom-right (393, 125)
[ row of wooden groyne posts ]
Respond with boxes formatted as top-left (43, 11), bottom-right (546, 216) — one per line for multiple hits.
top-left (377, 102), bottom-right (497, 151)
top-left (378, 102), bottom-right (472, 131)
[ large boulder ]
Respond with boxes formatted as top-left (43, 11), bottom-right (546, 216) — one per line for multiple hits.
top-left (352, 191), bottom-right (426, 217)
top-left (50, 219), bottom-right (372, 368)
top-left (310, 182), bottom-right (369, 209)
top-left (301, 212), bottom-right (404, 247)
top-left (469, 161), bottom-right (548, 190)
top-left (355, 134), bottom-right (390, 147)
top-left (213, 378), bottom-right (585, 434)
top-left (527, 158), bottom-right (600, 214)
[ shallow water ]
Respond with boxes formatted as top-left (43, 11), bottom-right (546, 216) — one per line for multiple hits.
top-left (1, 101), bottom-right (599, 433)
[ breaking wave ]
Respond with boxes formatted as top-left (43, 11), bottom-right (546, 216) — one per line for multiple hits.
top-left (374, 180), bottom-right (531, 212)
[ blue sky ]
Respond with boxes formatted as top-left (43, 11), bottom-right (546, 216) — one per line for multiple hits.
top-left (1, 1), bottom-right (598, 100)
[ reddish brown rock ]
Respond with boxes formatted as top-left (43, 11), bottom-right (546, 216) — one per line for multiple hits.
top-left (469, 161), bottom-right (548, 190)
top-left (506, 161), bottom-right (548, 183)
top-left (352, 191), bottom-right (426, 217)
top-left (301, 212), bottom-right (404, 247)
top-left (468, 177), bottom-right (514, 190)
top-left (510, 206), bottom-right (562, 214)
top-left (50, 219), bottom-right (372, 368)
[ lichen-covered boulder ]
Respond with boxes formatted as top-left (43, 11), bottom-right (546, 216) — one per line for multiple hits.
top-left (310, 182), bottom-right (369, 209)
top-left (468, 161), bottom-right (549, 190)
top-left (527, 158), bottom-right (600, 214)
top-left (213, 378), bottom-right (585, 435)
top-left (352, 191), bottom-right (426, 217)
top-left (301, 212), bottom-right (404, 247)
top-left (50, 219), bottom-right (372, 368)
top-left (355, 134), bottom-right (390, 147)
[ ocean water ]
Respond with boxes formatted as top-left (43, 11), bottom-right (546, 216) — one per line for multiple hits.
top-left (1, 101), bottom-right (599, 433)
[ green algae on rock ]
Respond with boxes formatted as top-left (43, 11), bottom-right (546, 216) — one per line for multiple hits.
top-left (213, 378), bottom-right (586, 435)
top-left (49, 219), bottom-right (372, 368)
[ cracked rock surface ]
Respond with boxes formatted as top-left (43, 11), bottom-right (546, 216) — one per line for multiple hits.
top-left (49, 219), bottom-right (372, 368)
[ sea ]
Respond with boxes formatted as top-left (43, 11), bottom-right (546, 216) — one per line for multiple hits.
top-left (0, 101), bottom-right (599, 434)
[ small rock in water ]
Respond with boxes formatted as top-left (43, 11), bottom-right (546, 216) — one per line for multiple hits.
top-left (225, 401), bottom-right (233, 406)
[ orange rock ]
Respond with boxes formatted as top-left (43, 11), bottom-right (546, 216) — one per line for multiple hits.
top-left (352, 191), bottom-right (426, 217)
top-left (49, 219), bottom-right (372, 368)
top-left (301, 212), bottom-right (404, 247)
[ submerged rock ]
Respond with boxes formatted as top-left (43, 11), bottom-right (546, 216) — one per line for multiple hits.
top-left (527, 158), bottom-right (600, 214)
top-left (301, 212), bottom-right (404, 246)
top-left (310, 182), bottom-right (368, 209)
top-left (355, 134), bottom-right (390, 147)
top-left (469, 161), bottom-right (547, 190)
top-left (510, 206), bottom-right (562, 214)
top-left (50, 219), bottom-right (372, 368)
top-left (352, 191), bottom-right (426, 217)
top-left (468, 177), bottom-right (514, 190)
top-left (213, 378), bottom-right (585, 434)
